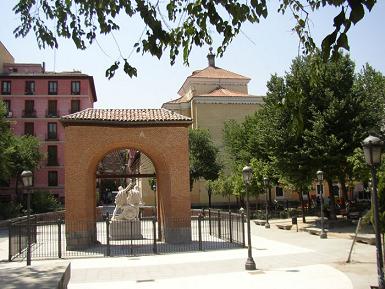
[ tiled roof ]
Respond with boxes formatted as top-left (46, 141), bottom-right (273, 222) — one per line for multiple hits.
top-left (163, 88), bottom-right (250, 104)
top-left (61, 108), bottom-right (192, 124)
top-left (189, 66), bottom-right (250, 80)
top-left (200, 87), bottom-right (249, 97)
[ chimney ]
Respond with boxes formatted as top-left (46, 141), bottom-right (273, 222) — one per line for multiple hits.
top-left (207, 47), bottom-right (215, 67)
top-left (42, 62), bottom-right (46, 73)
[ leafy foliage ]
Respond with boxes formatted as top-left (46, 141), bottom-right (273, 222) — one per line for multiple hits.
top-left (30, 190), bottom-right (62, 214)
top-left (189, 128), bottom-right (221, 188)
top-left (0, 201), bottom-right (22, 220)
top-left (12, 0), bottom-right (377, 77)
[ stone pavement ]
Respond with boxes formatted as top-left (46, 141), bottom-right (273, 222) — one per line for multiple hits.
top-left (0, 219), bottom-right (380, 289)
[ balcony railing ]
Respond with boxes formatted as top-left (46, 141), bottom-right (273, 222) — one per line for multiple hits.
top-left (22, 110), bottom-right (37, 118)
top-left (46, 133), bottom-right (58, 141)
top-left (69, 109), bottom-right (80, 114)
top-left (5, 111), bottom-right (13, 118)
top-left (47, 159), bottom-right (59, 166)
top-left (46, 110), bottom-right (60, 118)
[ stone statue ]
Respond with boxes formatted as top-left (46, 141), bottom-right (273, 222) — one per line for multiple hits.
top-left (112, 181), bottom-right (143, 221)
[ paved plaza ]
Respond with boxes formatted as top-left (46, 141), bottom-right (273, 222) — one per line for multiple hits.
top-left (0, 219), bottom-right (379, 289)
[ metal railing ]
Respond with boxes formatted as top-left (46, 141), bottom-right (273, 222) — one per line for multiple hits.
top-left (8, 210), bottom-right (245, 261)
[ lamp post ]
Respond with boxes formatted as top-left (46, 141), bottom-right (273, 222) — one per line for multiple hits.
top-left (21, 170), bottom-right (33, 266)
top-left (362, 135), bottom-right (384, 289)
top-left (316, 170), bottom-right (327, 239)
top-left (242, 165), bottom-right (256, 270)
top-left (263, 177), bottom-right (270, 228)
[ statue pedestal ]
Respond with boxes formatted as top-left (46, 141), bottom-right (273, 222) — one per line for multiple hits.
top-left (110, 219), bottom-right (143, 240)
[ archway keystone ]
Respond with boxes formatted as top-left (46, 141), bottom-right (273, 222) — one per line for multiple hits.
top-left (61, 108), bottom-right (192, 247)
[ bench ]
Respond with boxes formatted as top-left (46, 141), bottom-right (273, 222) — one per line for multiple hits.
top-left (254, 220), bottom-right (266, 226)
top-left (350, 234), bottom-right (375, 245)
top-left (276, 224), bottom-right (293, 230)
top-left (304, 227), bottom-right (328, 235)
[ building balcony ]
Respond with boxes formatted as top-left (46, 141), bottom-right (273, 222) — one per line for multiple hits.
top-left (46, 133), bottom-right (58, 141)
top-left (69, 109), bottom-right (80, 114)
top-left (22, 109), bottom-right (37, 118)
top-left (47, 160), bottom-right (60, 166)
top-left (46, 110), bottom-right (60, 118)
top-left (4, 111), bottom-right (13, 118)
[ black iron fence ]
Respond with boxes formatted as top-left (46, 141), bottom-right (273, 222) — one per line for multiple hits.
top-left (9, 210), bottom-right (245, 261)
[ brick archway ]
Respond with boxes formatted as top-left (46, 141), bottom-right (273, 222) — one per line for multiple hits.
top-left (61, 109), bottom-right (192, 246)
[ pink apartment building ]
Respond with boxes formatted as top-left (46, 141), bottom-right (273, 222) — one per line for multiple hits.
top-left (0, 42), bottom-right (97, 202)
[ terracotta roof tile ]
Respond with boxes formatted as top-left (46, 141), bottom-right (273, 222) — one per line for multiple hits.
top-left (189, 66), bottom-right (250, 80)
top-left (201, 87), bottom-right (249, 97)
top-left (61, 108), bottom-right (191, 124)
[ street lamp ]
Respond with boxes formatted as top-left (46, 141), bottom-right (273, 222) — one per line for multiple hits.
top-left (21, 170), bottom-right (33, 266)
top-left (362, 135), bottom-right (384, 289)
top-left (242, 165), bottom-right (256, 271)
top-left (316, 170), bottom-right (327, 239)
top-left (263, 177), bottom-right (270, 229)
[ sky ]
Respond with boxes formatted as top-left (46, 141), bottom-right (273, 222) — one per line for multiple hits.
top-left (1, 1), bottom-right (385, 109)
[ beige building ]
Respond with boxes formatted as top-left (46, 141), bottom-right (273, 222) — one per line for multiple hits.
top-left (162, 51), bottom-right (264, 206)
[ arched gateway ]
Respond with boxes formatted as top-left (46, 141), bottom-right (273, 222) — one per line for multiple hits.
top-left (61, 108), bottom-right (192, 247)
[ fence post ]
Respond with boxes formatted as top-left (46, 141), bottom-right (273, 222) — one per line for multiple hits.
top-left (153, 217), bottom-right (157, 254)
top-left (198, 214), bottom-right (203, 251)
top-left (106, 213), bottom-right (111, 257)
top-left (229, 211), bottom-right (233, 243)
top-left (241, 212), bottom-right (246, 248)
top-left (8, 222), bottom-right (12, 262)
top-left (208, 208), bottom-right (212, 235)
top-left (217, 210), bottom-right (221, 239)
top-left (57, 219), bottom-right (62, 259)
top-left (130, 220), bottom-right (133, 255)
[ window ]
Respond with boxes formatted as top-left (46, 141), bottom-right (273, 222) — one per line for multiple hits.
top-left (25, 81), bottom-right (35, 95)
top-left (70, 99), bottom-right (80, 113)
top-left (47, 123), bottom-right (57, 140)
top-left (1, 81), bottom-right (11, 94)
top-left (47, 100), bottom-right (58, 117)
top-left (24, 122), bottom-right (34, 136)
top-left (24, 100), bottom-right (36, 117)
top-left (71, 81), bottom-right (80, 95)
top-left (316, 184), bottom-right (323, 195)
top-left (48, 81), bottom-right (58, 95)
top-left (47, 145), bottom-right (58, 166)
top-left (3, 100), bottom-right (11, 117)
top-left (275, 186), bottom-right (284, 197)
top-left (48, 171), bottom-right (58, 186)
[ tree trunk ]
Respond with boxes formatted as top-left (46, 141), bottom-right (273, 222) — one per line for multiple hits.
top-left (326, 178), bottom-right (337, 220)
top-left (339, 176), bottom-right (348, 202)
top-left (299, 191), bottom-right (306, 223)
top-left (208, 188), bottom-right (212, 209)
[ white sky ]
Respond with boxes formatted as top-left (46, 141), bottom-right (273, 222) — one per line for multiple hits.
top-left (1, 1), bottom-right (384, 109)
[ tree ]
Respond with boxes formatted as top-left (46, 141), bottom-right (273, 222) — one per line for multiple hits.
top-left (264, 52), bottom-right (385, 219)
top-left (0, 102), bottom-right (14, 181)
top-left (189, 128), bottom-right (222, 207)
top-left (13, 0), bottom-right (377, 78)
top-left (9, 135), bottom-right (42, 202)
